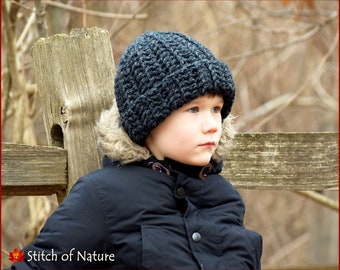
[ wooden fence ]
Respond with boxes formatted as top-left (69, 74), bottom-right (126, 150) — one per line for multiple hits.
top-left (1, 27), bottom-right (338, 269)
top-left (2, 132), bottom-right (338, 206)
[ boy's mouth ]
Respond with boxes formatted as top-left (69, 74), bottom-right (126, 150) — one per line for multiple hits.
top-left (199, 142), bottom-right (216, 147)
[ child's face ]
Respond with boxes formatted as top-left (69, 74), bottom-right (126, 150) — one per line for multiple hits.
top-left (146, 94), bottom-right (223, 166)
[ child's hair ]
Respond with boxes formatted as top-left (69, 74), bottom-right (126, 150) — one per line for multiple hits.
top-left (96, 31), bottom-right (237, 164)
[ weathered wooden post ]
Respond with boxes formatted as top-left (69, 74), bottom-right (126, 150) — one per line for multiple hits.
top-left (31, 27), bottom-right (115, 202)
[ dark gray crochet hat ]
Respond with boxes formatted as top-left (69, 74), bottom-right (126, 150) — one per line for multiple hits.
top-left (115, 31), bottom-right (235, 146)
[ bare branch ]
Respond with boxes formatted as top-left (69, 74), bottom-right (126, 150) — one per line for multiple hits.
top-left (224, 11), bottom-right (338, 62)
top-left (2, 0), bottom-right (21, 128)
top-left (247, 20), bottom-right (339, 131)
top-left (81, 0), bottom-right (87, 27)
top-left (35, 0), bottom-right (48, 38)
top-left (110, 2), bottom-right (151, 39)
top-left (8, 0), bottom-right (34, 12)
top-left (268, 233), bottom-right (310, 266)
top-left (311, 31), bottom-right (339, 112)
top-left (296, 191), bottom-right (339, 211)
top-left (16, 8), bottom-right (36, 49)
top-left (42, 0), bottom-right (148, 20)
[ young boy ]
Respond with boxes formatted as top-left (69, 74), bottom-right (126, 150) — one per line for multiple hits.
top-left (7, 31), bottom-right (262, 270)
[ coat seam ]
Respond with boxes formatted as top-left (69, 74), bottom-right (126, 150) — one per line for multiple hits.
top-left (86, 174), bottom-right (112, 251)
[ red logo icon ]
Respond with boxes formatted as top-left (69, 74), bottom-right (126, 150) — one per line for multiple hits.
top-left (8, 248), bottom-right (25, 263)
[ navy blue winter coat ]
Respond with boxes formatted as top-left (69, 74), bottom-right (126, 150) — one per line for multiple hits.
top-left (9, 156), bottom-right (262, 270)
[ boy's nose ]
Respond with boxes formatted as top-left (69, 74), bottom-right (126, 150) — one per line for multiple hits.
top-left (201, 113), bottom-right (219, 133)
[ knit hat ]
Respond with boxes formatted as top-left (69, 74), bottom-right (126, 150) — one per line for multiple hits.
top-left (115, 31), bottom-right (235, 146)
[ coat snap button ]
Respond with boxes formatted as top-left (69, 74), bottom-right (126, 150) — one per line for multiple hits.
top-left (192, 232), bottom-right (201, 242)
top-left (176, 187), bottom-right (186, 199)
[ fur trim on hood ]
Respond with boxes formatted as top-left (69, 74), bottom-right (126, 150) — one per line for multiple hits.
top-left (96, 101), bottom-right (236, 165)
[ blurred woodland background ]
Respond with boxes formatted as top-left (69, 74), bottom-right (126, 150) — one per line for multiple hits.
top-left (1, 0), bottom-right (339, 268)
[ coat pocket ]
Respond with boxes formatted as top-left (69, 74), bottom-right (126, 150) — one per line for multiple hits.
top-left (141, 225), bottom-right (166, 269)
top-left (221, 225), bottom-right (263, 270)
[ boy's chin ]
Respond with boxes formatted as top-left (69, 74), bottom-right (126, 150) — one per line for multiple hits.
top-left (188, 156), bottom-right (213, 167)
top-left (169, 152), bottom-right (213, 167)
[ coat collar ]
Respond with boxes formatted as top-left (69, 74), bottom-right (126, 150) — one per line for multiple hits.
top-left (102, 155), bottom-right (223, 180)
top-left (139, 156), bottom-right (223, 180)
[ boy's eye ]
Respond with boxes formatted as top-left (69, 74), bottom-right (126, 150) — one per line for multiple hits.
top-left (188, 107), bottom-right (199, 113)
top-left (212, 106), bottom-right (222, 113)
